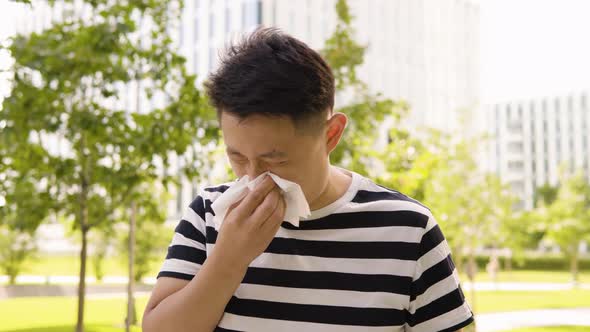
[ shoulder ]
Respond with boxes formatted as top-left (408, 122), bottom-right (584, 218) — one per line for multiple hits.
top-left (347, 175), bottom-right (435, 230)
top-left (185, 180), bottom-right (236, 217)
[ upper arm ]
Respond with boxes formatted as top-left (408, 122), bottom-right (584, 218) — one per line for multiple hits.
top-left (404, 215), bottom-right (474, 332)
top-left (144, 194), bottom-right (209, 315)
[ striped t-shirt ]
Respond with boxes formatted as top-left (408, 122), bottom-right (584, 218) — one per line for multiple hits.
top-left (158, 170), bottom-right (474, 331)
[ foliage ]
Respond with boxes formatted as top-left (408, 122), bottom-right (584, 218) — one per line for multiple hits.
top-left (2, 0), bottom-right (217, 330)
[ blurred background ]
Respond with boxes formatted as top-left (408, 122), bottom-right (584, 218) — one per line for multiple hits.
top-left (0, 0), bottom-right (589, 331)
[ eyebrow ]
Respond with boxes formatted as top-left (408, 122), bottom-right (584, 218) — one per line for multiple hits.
top-left (226, 147), bottom-right (287, 159)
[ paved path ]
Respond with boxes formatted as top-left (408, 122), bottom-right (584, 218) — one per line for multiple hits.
top-left (3, 277), bottom-right (590, 332)
top-left (0, 283), bottom-right (154, 299)
top-left (4, 275), bottom-right (589, 291)
top-left (476, 308), bottom-right (590, 331)
top-left (463, 281), bottom-right (590, 291)
top-left (0, 275), bottom-right (157, 285)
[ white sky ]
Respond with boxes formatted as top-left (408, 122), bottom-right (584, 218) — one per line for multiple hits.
top-left (480, 0), bottom-right (590, 102)
top-left (1, 0), bottom-right (590, 104)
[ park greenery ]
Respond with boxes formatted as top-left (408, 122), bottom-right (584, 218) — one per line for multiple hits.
top-left (0, 0), bottom-right (589, 331)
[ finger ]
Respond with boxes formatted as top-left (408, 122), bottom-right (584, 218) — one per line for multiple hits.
top-left (261, 193), bottom-right (286, 231)
top-left (236, 175), bottom-right (277, 215)
top-left (262, 214), bottom-right (283, 241)
top-left (251, 188), bottom-right (281, 227)
top-left (226, 196), bottom-right (246, 217)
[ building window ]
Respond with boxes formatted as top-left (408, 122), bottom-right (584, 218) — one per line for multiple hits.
top-left (194, 16), bottom-right (199, 43)
top-left (256, 0), bottom-right (262, 25)
top-left (582, 93), bottom-right (587, 109)
top-left (544, 139), bottom-right (548, 153)
top-left (209, 11), bottom-right (214, 38)
top-left (225, 6), bottom-right (231, 34)
top-left (543, 119), bottom-right (548, 133)
top-left (271, 0), bottom-right (276, 25)
top-left (306, 0), bottom-right (312, 40)
top-left (209, 46), bottom-right (216, 71)
top-left (542, 99), bottom-right (547, 114)
top-left (240, 0), bottom-right (260, 29)
top-left (289, 8), bottom-right (295, 31)
top-left (179, 22), bottom-right (184, 48)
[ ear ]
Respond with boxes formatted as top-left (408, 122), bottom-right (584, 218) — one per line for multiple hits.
top-left (325, 112), bottom-right (348, 154)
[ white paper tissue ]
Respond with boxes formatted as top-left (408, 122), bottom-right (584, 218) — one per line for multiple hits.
top-left (211, 172), bottom-right (311, 230)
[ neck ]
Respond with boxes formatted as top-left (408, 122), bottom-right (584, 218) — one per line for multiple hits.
top-left (308, 165), bottom-right (352, 211)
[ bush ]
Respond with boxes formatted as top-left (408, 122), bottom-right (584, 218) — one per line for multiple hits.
top-left (472, 254), bottom-right (590, 271)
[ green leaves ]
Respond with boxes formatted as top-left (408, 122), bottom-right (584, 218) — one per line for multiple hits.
top-left (542, 172), bottom-right (590, 256)
top-left (1, 1), bottom-right (218, 307)
top-left (322, 0), bottom-right (410, 180)
top-left (321, 0), bottom-right (365, 91)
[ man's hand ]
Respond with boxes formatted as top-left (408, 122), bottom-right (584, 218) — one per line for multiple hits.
top-left (143, 175), bottom-right (286, 332)
top-left (214, 174), bottom-right (286, 270)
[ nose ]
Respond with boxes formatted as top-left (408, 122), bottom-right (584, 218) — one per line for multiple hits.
top-left (247, 162), bottom-right (268, 180)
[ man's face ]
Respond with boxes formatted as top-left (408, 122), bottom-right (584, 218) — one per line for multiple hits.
top-left (220, 112), bottom-right (330, 204)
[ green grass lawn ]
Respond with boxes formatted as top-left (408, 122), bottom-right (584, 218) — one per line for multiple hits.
top-left (470, 289), bottom-right (590, 313)
top-left (14, 254), bottom-right (161, 280)
top-left (1, 289), bottom-right (590, 331)
top-left (12, 254), bottom-right (590, 284)
top-left (506, 327), bottom-right (590, 332)
top-left (460, 270), bottom-right (590, 284)
top-left (0, 296), bottom-right (149, 332)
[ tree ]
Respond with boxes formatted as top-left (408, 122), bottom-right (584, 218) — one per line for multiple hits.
top-left (119, 195), bottom-right (170, 283)
top-left (422, 135), bottom-right (517, 313)
top-left (2, 1), bottom-right (217, 331)
top-left (535, 183), bottom-right (559, 207)
top-left (89, 226), bottom-right (116, 283)
top-left (321, 0), bottom-right (410, 177)
top-left (542, 171), bottom-right (590, 285)
top-left (0, 139), bottom-right (55, 284)
top-left (0, 226), bottom-right (37, 284)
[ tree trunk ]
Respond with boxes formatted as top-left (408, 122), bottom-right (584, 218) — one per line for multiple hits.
top-left (76, 152), bottom-right (90, 332)
top-left (126, 201), bottom-right (137, 331)
top-left (570, 251), bottom-right (579, 287)
top-left (453, 246), bottom-right (463, 274)
top-left (76, 226), bottom-right (88, 332)
top-left (505, 253), bottom-right (512, 272)
top-left (468, 253), bottom-right (477, 314)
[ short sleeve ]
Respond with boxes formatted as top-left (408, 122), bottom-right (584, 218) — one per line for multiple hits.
top-left (405, 216), bottom-right (474, 332)
top-left (157, 194), bottom-right (208, 281)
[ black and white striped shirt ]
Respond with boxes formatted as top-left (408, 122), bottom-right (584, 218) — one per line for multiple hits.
top-left (158, 170), bottom-right (474, 331)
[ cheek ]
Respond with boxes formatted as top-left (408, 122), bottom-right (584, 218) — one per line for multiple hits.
top-left (228, 160), bottom-right (246, 177)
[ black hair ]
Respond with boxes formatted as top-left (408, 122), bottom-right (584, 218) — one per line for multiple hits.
top-left (204, 27), bottom-right (335, 133)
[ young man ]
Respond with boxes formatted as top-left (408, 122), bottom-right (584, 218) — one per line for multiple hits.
top-left (143, 28), bottom-right (473, 332)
